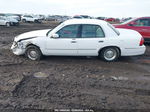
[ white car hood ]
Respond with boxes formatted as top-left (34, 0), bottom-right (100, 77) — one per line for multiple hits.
top-left (14, 29), bottom-right (51, 42)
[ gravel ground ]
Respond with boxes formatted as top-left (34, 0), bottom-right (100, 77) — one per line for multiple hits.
top-left (0, 22), bottom-right (150, 112)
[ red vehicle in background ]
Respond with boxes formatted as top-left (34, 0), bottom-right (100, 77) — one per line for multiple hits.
top-left (105, 18), bottom-right (116, 22)
top-left (114, 17), bottom-right (150, 43)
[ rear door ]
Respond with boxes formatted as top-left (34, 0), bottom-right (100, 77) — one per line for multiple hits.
top-left (77, 24), bottom-right (105, 56)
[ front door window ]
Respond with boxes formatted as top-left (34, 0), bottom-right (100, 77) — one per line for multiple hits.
top-left (57, 25), bottom-right (80, 38)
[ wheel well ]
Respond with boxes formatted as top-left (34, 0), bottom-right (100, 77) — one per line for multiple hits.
top-left (26, 44), bottom-right (42, 53)
top-left (6, 22), bottom-right (10, 24)
top-left (22, 19), bottom-right (26, 21)
top-left (26, 44), bottom-right (39, 48)
top-left (98, 46), bottom-right (121, 56)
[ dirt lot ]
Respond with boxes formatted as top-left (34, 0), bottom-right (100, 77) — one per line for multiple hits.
top-left (0, 22), bottom-right (150, 111)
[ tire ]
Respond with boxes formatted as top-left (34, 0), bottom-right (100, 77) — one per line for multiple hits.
top-left (6, 22), bottom-right (10, 27)
top-left (25, 45), bottom-right (42, 61)
top-left (100, 47), bottom-right (120, 62)
top-left (16, 23), bottom-right (20, 26)
top-left (34, 20), bottom-right (38, 23)
top-left (22, 19), bottom-right (26, 23)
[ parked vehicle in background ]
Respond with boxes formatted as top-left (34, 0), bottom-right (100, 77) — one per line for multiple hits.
top-left (73, 15), bottom-right (92, 19)
top-left (5, 16), bottom-right (19, 26)
top-left (34, 15), bottom-right (46, 20)
top-left (96, 17), bottom-right (106, 20)
top-left (80, 15), bottom-right (92, 19)
top-left (57, 16), bottom-right (71, 23)
top-left (11, 19), bottom-right (145, 62)
top-left (0, 16), bottom-right (11, 27)
top-left (114, 17), bottom-right (150, 42)
top-left (22, 15), bottom-right (42, 23)
top-left (0, 13), bottom-right (21, 21)
top-left (6, 14), bottom-right (21, 21)
top-left (73, 15), bottom-right (83, 19)
top-left (105, 18), bottom-right (116, 22)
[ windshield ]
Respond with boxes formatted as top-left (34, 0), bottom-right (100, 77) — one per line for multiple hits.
top-left (47, 23), bottom-right (65, 37)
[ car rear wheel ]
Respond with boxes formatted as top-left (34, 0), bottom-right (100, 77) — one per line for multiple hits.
top-left (100, 47), bottom-right (120, 62)
top-left (34, 20), bottom-right (38, 23)
top-left (22, 19), bottom-right (26, 23)
top-left (25, 45), bottom-right (42, 61)
top-left (6, 22), bottom-right (10, 27)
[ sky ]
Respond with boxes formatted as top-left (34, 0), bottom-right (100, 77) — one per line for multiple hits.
top-left (0, 0), bottom-right (150, 18)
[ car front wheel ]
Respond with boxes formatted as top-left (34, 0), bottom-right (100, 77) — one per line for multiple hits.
top-left (25, 45), bottom-right (42, 61)
top-left (100, 47), bottom-right (120, 62)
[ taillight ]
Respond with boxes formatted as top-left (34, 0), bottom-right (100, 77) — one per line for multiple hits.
top-left (139, 37), bottom-right (144, 46)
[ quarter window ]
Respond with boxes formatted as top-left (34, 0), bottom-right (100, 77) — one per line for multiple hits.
top-left (81, 25), bottom-right (105, 38)
top-left (57, 25), bottom-right (80, 38)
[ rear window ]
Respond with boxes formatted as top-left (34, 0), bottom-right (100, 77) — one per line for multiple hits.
top-left (107, 23), bottom-right (120, 36)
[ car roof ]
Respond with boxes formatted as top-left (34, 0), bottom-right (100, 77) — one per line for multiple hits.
top-left (63, 19), bottom-right (107, 25)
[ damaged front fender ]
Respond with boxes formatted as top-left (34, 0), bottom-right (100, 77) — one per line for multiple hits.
top-left (11, 40), bottom-right (36, 55)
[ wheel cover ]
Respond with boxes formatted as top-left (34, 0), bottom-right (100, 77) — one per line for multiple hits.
top-left (6, 23), bottom-right (10, 27)
top-left (28, 50), bottom-right (38, 60)
top-left (104, 49), bottom-right (117, 61)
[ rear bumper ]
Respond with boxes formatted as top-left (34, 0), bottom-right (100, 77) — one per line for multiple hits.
top-left (121, 46), bottom-right (146, 56)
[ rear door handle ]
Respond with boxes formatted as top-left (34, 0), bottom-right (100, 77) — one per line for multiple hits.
top-left (99, 41), bottom-right (104, 43)
top-left (71, 41), bottom-right (77, 43)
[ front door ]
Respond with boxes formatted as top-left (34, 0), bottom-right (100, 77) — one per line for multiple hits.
top-left (46, 24), bottom-right (80, 55)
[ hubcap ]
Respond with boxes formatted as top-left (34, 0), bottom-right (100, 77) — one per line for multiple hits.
top-left (28, 50), bottom-right (38, 60)
top-left (104, 49), bottom-right (117, 61)
top-left (6, 23), bottom-right (10, 27)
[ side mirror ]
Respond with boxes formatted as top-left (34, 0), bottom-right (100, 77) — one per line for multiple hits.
top-left (129, 22), bottom-right (136, 26)
top-left (51, 34), bottom-right (59, 38)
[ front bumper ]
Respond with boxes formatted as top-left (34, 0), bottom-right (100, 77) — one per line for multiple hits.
top-left (11, 42), bottom-right (25, 55)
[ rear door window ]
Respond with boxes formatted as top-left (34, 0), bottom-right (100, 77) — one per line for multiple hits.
top-left (81, 24), bottom-right (105, 38)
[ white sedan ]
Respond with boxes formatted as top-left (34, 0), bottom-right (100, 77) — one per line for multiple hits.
top-left (0, 16), bottom-right (10, 27)
top-left (11, 19), bottom-right (146, 61)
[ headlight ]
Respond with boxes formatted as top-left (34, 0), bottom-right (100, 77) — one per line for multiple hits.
top-left (18, 42), bottom-right (24, 48)
top-left (12, 41), bottom-right (18, 47)
top-left (12, 41), bottom-right (24, 49)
